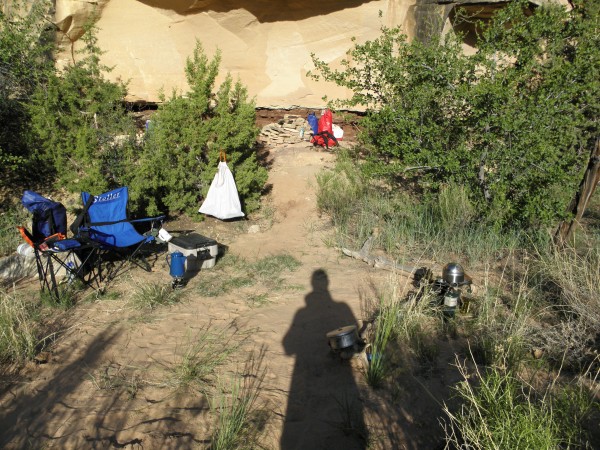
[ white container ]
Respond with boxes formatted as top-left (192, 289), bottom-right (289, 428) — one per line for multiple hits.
top-left (17, 243), bottom-right (35, 258)
top-left (444, 291), bottom-right (459, 308)
top-left (167, 233), bottom-right (218, 271)
top-left (158, 227), bottom-right (173, 242)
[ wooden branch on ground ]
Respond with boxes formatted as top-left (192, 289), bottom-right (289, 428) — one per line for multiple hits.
top-left (340, 235), bottom-right (418, 274)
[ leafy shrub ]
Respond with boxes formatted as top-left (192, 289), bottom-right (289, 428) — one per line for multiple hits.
top-left (129, 42), bottom-right (267, 216)
top-left (0, 204), bottom-right (29, 257)
top-left (310, 0), bottom-right (600, 229)
top-left (27, 23), bottom-right (138, 194)
top-left (0, 0), bottom-right (55, 188)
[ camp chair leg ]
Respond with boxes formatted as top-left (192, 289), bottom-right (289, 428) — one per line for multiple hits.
top-left (34, 245), bottom-right (102, 302)
top-left (34, 249), bottom-right (61, 302)
top-left (94, 242), bottom-right (154, 289)
top-left (129, 244), bottom-right (154, 272)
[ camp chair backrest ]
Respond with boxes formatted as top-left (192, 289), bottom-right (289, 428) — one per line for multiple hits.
top-left (78, 186), bottom-right (154, 249)
top-left (82, 186), bottom-right (129, 225)
top-left (21, 191), bottom-right (67, 243)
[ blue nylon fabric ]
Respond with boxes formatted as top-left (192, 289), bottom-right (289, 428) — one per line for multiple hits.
top-left (21, 190), bottom-right (67, 241)
top-left (81, 187), bottom-right (153, 248)
top-left (307, 113), bottom-right (319, 135)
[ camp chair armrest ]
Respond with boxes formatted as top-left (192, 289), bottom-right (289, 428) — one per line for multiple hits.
top-left (130, 215), bottom-right (165, 224)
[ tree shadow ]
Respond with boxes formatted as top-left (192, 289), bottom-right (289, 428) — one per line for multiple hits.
top-left (0, 320), bottom-right (211, 449)
top-left (136, 0), bottom-right (377, 23)
top-left (281, 269), bottom-right (367, 449)
top-left (0, 327), bottom-right (123, 447)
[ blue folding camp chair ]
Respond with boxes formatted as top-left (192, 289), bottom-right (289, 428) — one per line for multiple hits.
top-left (20, 191), bottom-right (101, 301)
top-left (71, 186), bottom-right (165, 284)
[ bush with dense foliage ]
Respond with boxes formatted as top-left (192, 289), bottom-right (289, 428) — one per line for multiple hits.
top-left (311, 0), bottom-right (600, 229)
top-left (27, 25), bottom-right (139, 194)
top-left (0, 0), bottom-right (55, 188)
top-left (129, 42), bottom-right (267, 216)
top-left (3, 4), bottom-right (265, 218)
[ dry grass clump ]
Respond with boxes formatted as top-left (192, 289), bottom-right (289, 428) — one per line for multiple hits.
top-left (531, 245), bottom-right (600, 370)
top-left (0, 288), bottom-right (41, 363)
top-left (167, 323), bottom-right (243, 392)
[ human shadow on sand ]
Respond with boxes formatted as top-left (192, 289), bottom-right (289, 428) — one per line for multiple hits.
top-left (282, 269), bottom-right (367, 450)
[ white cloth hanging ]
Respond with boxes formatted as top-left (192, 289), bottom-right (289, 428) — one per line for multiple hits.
top-left (199, 160), bottom-right (245, 220)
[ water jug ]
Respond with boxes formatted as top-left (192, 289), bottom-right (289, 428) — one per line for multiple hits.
top-left (166, 251), bottom-right (186, 280)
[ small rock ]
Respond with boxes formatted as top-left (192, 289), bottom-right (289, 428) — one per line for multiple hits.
top-left (34, 352), bottom-right (50, 364)
top-left (247, 225), bottom-right (261, 234)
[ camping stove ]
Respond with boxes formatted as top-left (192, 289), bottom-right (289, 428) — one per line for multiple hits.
top-left (414, 262), bottom-right (472, 317)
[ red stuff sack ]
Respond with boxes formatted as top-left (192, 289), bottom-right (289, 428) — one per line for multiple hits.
top-left (311, 109), bottom-right (338, 149)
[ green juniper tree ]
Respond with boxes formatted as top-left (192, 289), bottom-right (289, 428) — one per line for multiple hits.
top-left (0, 0), bottom-right (55, 188)
top-left (27, 22), bottom-right (138, 194)
top-left (130, 41), bottom-right (267, 217)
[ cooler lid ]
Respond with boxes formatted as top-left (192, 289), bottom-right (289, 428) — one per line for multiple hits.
top-left (170, 233), bottom-right (217, 250)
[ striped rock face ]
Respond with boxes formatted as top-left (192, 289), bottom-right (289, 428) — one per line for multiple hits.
top-left (53, 0), bottom-right (417, 107)
top-left (52, 0), bottom-right (567, 108)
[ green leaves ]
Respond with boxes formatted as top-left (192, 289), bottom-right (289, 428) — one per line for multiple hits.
top-left (0, 0), bottom-right (55, 187)
top-left (311, 0), bottom-right (600, 229)
top-left (27, 21), bottom-right (137, 194)
top-left (131, 42), bottom-right (266, 216)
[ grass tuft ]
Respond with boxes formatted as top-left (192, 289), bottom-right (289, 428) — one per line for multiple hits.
top-left (531, 245), bottom-right (600, 370)
top-left (332, 391), bottom-right (370, 444)
top-left (168, 324), bottom-right (242, 392)
top-left (0, 288), bottom-right (41, 363)
top-left (90, 361), bottom-right (144, 400)
top-left (443, 356), bottom-right (596, 449)
top-left (129, 281), bottom-right (182, 310)
top-left (363, 296), bottom-right (396, 389)
top-left (209, 349), bottom-right (267, 450)
top-left (316, 157), bottom-right (527, 264)
top-left (196, 253), bottom-right (301, 300)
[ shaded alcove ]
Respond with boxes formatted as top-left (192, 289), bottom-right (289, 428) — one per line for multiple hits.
top-left (136, 0), bottom-right (378, 23)
top-left (446, 1), bottom-right (537, 49)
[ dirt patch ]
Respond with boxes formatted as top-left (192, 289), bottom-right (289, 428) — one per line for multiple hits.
top-left (1, 144), bottom-right (448, 450)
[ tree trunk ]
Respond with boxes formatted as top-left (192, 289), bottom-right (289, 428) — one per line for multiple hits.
top-left (554, 138), bottom-right (600, 246)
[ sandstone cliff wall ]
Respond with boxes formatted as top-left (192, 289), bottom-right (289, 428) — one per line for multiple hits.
top-left (52, 0), bottom-right (567, 108)
top-left (54, 0), bottom-right (417, 107)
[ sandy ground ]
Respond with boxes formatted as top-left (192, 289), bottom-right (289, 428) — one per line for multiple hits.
top-left (0, 142), bottom-right (460, 449)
